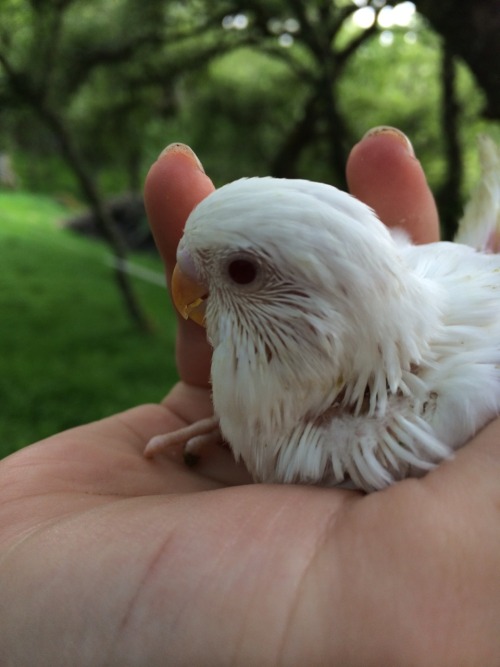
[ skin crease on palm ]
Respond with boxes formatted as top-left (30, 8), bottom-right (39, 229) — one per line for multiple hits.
top-left (0, 130), bottom-right (500, 667)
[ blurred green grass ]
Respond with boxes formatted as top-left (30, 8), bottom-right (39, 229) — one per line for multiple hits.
top-left (0, 191), bottom-right (179, 457)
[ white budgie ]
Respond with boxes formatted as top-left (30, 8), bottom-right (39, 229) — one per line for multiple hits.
top-left (145, 136), bottom-right (500, 492)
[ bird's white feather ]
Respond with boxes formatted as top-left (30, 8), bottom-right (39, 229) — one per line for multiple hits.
top-left (455, 135), bottom-right (500, 250)
top-left (174, 141), bottom-right (500, 491)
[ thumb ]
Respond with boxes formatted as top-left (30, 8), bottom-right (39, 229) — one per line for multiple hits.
top-left (144, 144), bottom-right (214, 387)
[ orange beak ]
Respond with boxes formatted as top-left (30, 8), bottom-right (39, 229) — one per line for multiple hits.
top-left (171, 263), bottom-right (207, 326)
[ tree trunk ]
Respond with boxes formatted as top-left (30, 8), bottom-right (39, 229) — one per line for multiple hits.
top-left (39, 105), bottom-right (151, 332)
top-left (413, 0), bottom-right (500, 119)
top-left (321, 76), bottom-right (349, 188)
top-left (270, 92), bottom-right (320, 178)
top-left (438, 45), bottom-right (463, 240)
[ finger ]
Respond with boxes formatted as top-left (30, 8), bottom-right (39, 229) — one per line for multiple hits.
top-left (144, 144), bottom-right (214, 386)
top-left (144, 143), bottom-right (213, 267)
top-left (346, 126), bottom-right (440, 244)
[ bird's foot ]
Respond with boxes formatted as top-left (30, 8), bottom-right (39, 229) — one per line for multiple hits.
top-left (144, 415), bottom-right (222, 466)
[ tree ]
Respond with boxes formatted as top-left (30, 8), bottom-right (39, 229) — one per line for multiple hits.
top-left (0, 0), bottom-right (168, 329)
top-left (1, 0), bottom-right (493, 247)
top-left (179, 0), bottom-right (387, 186)
top-left (0, 0), bottom-right (244, 329)
top-left (438, 43), bottom-right (462, 239)
top-left (413, 0), bottom-right (500, 120)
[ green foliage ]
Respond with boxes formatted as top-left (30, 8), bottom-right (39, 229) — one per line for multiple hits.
top-left (1, 0), bottom-right (498, 200)
top-left (339, 26), bottom-right (445, 179)
top-left (338, 24), bottom-right (500, 195)
top-left (168, 48), bottom-right (306, 184)
top-left (0, 192), bottom-right (178, 456)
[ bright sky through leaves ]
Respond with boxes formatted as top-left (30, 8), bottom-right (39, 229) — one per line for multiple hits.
top-left (353, 2), bottom-right (416, 29)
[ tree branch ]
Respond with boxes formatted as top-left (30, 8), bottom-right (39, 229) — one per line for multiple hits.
top-left (337, 20), bottom-right (380, 72)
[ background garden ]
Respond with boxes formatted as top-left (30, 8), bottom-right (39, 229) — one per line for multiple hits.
top-left (0, 0), bottom-right (499, 456)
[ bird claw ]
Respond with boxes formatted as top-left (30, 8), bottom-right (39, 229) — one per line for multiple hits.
top-left (144, 415), bottom-right (222, 465)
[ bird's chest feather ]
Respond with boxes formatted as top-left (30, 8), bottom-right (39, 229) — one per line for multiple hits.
top-left (208, 252), bottom-right (500, 492)
top-left (210, 329), bottom-right (436, 491)
top-left (211, 327), bottom-right (500, 492)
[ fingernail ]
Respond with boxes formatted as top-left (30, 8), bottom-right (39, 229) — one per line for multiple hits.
top-left (362, 126), bottom-right (415, 157)
top-left (158, 143), bottom-right (205, 173)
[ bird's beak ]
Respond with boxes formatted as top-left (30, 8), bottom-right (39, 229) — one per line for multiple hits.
top-left (171, 263), bottom-right (207, 327)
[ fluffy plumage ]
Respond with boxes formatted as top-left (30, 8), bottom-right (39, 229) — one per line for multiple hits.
top-left (147, 137), bottom-right (500, 492)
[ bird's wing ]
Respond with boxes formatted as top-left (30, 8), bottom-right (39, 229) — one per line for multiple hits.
top-left (454, 135), bottom-right (500, 251)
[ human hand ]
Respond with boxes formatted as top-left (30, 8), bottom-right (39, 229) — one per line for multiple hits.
top-left (1, 129), bottom-right (499, 666)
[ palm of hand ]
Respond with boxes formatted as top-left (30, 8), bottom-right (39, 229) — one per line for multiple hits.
top-left (1, 383), bottom-right (499, 666)
top-left (1, 133), bottom-right (499, 666)
top-left (0, 382), bottom-right (352, 665)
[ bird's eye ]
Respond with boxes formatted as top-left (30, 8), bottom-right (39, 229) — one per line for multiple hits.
top-left (227, 256), bottom-right (259, 285)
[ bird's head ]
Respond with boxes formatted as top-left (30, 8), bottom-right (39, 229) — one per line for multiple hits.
top-left (171, 177), bottom-right (437, 436)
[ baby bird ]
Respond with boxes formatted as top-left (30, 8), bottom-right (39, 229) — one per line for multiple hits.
top-left (145, 137), bottom-right (500, 492)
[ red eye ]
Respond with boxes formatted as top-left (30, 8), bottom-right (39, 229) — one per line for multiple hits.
top-left (227, 258), bottom-right (259, 285)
